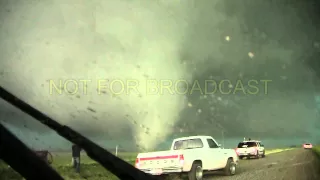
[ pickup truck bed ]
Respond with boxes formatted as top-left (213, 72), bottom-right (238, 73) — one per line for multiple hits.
top-left (136, 151), bottom-right (184, 175)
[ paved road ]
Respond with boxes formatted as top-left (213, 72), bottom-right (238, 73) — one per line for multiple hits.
top-left (205, 149), bottom-right (320, 180)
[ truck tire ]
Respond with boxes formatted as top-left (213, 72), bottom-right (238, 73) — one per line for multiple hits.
top-left (188, 162), bottom-right (203, 180)
top-left (255, 151), bottom-right (260, 159)
top-left (223, 158), bottom-right (236, 176)
top-left (261, 151), bottom-right (265, 158)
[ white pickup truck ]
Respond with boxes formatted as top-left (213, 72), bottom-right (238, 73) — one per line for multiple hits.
top-left (135, 135), bottom-right (239, 180)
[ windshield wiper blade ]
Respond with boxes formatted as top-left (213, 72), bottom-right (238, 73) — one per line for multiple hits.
top-left (0, 86), bottom-right (156, 180)
top-left (0, 123), bottom-right (64, 180)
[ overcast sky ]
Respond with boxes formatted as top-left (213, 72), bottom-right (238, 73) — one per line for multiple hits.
top-left (0, 0), bottom-right (319, 151)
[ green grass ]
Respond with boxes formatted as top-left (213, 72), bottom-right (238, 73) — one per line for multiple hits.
top-left (0, 148), bottom-right (295, 180)
top-left (264, 148), bottom-right (294, 155)
top-left (312, 145), bottom-right (320, 158)
top-left (0, 152), bottom-right (137, 180)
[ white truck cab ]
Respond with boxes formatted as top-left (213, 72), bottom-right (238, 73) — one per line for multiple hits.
top-left (235, 140), bottom-right (265, 159)
top-left (135, 135), bottom-right (239, 180)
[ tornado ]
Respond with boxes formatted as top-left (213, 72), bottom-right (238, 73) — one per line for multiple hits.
top-left (0, 0), bottom-right (319, 150)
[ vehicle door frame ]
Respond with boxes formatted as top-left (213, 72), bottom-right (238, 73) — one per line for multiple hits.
top-left (256, 142), bottom-right (264, 155)
top-left (206, 138), bottom-right (223, 170)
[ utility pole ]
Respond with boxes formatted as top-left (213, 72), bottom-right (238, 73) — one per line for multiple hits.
top-left (115, 145), bottom-right (118, 157)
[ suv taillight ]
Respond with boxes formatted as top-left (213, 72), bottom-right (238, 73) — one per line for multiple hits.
top-left (179, 154), bottom-right (184, 165)
top-left (135, 158), bottom-right (140, 168)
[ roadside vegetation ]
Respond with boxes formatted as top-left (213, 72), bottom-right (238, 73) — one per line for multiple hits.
top-left (0, 148), bottom-right (295, 180)
top-left (264, 148), bottom-right (294, 155)
top-left (313, 145), bottom-right (320, 158)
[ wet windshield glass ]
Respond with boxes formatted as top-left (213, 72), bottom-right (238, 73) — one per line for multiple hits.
top-left (1, 0), bottom-right (320, 179)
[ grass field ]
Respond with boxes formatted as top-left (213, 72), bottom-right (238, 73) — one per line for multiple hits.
top-left (0, 152), bottom-right (136, 180)
top-left (0, 148), bottom-right (294, 180)
top-left (313, 145), bottom-right (320, 158)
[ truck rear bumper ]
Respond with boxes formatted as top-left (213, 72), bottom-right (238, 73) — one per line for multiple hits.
top-left (238, 152), bottom-right (257, 156)
top-left (139, 167), bottom-right (183, 175)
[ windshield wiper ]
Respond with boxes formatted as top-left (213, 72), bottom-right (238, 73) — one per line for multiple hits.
top-left (0, 86), bottom-right (156, 180)
top-left (0, 123), bottom-right (64, 180)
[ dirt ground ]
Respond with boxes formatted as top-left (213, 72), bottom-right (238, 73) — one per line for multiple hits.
top-left (206, 148), bottom-right (320, 180)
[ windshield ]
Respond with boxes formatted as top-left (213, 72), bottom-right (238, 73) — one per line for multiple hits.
top-left (1, 0), bottom-right (320, 180)
top-left (173, 139), bottom-right (204, 150)
top-left (238, 142), bottom-right (257, 148)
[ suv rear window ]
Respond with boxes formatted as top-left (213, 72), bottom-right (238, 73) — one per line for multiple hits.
top-left (237, 142), bottom-right (257, 148)
top-left (173, 138), bottom-right (203, 150)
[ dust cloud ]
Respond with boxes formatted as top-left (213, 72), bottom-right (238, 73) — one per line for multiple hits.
top-left (0, 0), bottom-right (320, 150)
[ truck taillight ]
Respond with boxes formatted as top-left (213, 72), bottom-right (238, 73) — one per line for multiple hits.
top-left (235, 148), bottom-right (239, 155)
top-left (179, 154), bottom-right (184, 165)
top-left (135, 158), bottom-right (140, 168)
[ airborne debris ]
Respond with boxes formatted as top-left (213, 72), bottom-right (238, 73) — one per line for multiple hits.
top-left (248, 52), bottom-right (254, 58)
top-left (187, 102), bottom-right (192, 107)
top-left (88, 100), bottom-right (95, 104)
top-left (281, 64), bottom-right (286, 69)
top-left (225, 36), bottom-right (231, 41)
top-left (97, 89), bottom-right (107, 94)
top-left (87, 107), bottom-right (96, 113)
top-left (280, 76), bottom-right (287, 80)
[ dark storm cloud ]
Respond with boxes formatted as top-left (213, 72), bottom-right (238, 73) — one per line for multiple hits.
top-left (0, 98), bottom-right (49, 133)
top-left (174, 0), bottom-right (320, 139)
